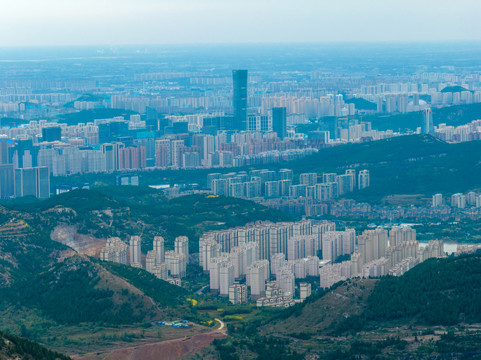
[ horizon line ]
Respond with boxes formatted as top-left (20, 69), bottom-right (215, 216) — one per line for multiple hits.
top-left (2, 40), bottom-right (481, 49)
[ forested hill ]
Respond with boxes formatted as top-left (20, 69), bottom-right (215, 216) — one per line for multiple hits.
top-left (364, 102), bottom-right (481, 131)
top-left (365, 253), bottom-right (481, 326)
top-left (2, 187), bottom-right (292, 252)
top-left (0, 330), bottom-right (70, 360)
top-left (288, 134), bottom-right (481, 202)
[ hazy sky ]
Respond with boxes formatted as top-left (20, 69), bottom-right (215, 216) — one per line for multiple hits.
top-left (1, 0), bottom-right (481, 46)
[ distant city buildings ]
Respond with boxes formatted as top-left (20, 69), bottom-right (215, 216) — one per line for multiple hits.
top-left (433, 119), bottom-right (481, 143)
top-left (208, 168), bottom-right (370, 216)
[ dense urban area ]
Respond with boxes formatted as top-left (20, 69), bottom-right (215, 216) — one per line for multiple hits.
top-left (2, 43), bottom-right (481, 360)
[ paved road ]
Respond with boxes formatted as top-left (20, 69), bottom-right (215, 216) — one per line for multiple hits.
top-left (215, 318), bottom-right (225, 330)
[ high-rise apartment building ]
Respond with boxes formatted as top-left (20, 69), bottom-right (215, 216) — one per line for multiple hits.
top-left (175, 236), bottom-right (189, 264)
top-left (129, 235), bottom-right (141, 266)
top-left (219, 262), bottom-right (235, 296)
top-left (166, 250), bottom-right (187, 278)
top-left (146, 250), bottom-right (157, 273)
top-left (299, 173), bottom-right (317, 186)
top-left (451, 193), bottom-right (466, 209)
top-left (277, 266), bottom-right (295, 296)
top-left (155, 139), bottom-right (171, 168)
top-left (432, 193), bottom-right (443, 207)
top-left (358, 170), bottom-right (370, 190)
top-left (0, 135), bottom-right (10, 165)
top-left (153, 236), bottom-right (165, 264)
top-left (247, 260), bottom-right (269, 298)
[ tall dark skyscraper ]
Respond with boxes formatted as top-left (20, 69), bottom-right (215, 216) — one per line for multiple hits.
top-left (0, 164), bottom-right (14, 199)
top-left (272, 107), bottom-right (287, 139)
top-left (232, 70), bottom-right (248, 131)
top-left (145, 106), bottom-right (159, 132)
top-left (14, 166), bottom-right (50, 199)
top-left (0, 136), bottom-right (9, 165)
top-left (42, 127), bottom-right (62, 142)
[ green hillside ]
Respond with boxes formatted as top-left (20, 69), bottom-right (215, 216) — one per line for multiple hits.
top-left (0, 330), bottom-right (70, 360)
top-left (55, 108), bottom-right (137, 126)
top-left (0, 211), bottom-right (201, 355)
top-left (3, 187), bottom-right (292, 251)
top-left (99, 261), bottom-right (188, 308)
top-left (364, 102), bottom-right (481, 131)
top-left (4, 256), bottom-right (160, 326)
top-left (286, 134), bottom-right (481, 202)
top-left (365, 253), bottom-right (481, 326)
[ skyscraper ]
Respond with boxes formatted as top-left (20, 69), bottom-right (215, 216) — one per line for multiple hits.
top-left (422, 108), bottom-right (433, 134)
top-left (42, 127), bottom-right (62, 142)
top-left (272, 107), bottom-right (287, 139)
top-left (14, 166), bottom-right (50, 199)
top-left (232, 70), bottom-right (248, 131)
top-left (145, 106), bottom-right (159, 132)
top-left (0, 135), bottom-right (10, 165)
top-left (0, 164), bottom-right (14, 199)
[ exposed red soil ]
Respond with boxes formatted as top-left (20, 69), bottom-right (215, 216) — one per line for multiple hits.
top-left (72, 331), bottom-right (226, 360)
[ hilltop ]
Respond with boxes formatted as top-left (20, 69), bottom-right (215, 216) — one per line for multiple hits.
top-left (345, 97), bottom-right (377, 111)
top-left (441, 85), bottom-right (470, 93)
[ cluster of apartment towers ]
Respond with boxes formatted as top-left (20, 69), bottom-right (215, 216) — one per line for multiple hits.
top-left (209, 168), bottom-right (370, 200)
top-left (200, 220), bottom-right (445, 307)
top-left (100, 235), bottom-right (189, 285)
